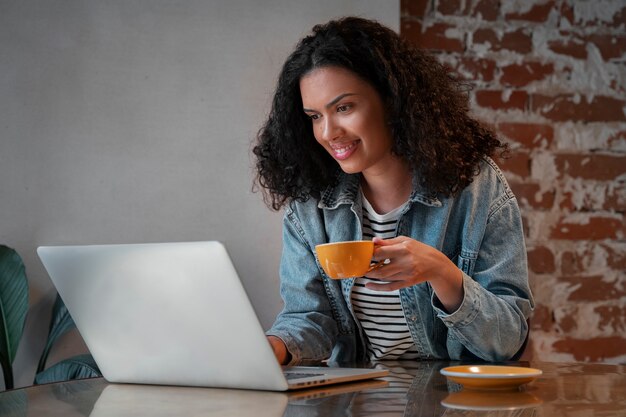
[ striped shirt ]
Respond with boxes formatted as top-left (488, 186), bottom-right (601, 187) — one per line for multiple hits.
top-left (347, 192), bottom-right (419, 361)
top-left (350, 362), bottom-right (422, 416)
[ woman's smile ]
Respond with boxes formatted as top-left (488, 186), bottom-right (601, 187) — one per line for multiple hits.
top-left (330, 140), bottom-right (360, 160)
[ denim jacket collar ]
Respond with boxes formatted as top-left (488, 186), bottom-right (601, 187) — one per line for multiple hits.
top-left (317, 171), bottom-right (443, 210)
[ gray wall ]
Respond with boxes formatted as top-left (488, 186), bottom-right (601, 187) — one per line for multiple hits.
top-left (0, 0), bottom-right (398, 388)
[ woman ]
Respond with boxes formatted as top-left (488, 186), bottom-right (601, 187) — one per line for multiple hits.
top-left (253, 16), bottom-right (533, 365)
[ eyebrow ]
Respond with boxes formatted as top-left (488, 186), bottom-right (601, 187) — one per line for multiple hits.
top-left (303, 93), bottom-right (357, 113)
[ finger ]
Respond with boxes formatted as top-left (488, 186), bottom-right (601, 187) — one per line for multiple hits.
top-left (371, 238), bottom-right (389, 261)
top-left (372, 236), bottom-right (406, 246)
top-left (372, 245), bottom-right (398, 262)
top-left (372, 240), bottom-right (409, 261)
top-left (365, 266), bottom-right (406, 281)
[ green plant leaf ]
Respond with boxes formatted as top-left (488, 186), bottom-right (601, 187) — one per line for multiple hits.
top-left (50, 378), bottom-right (107, 417)
top-left (0, 245), bottom-right (29, 390)
top-left (36, 293), bottom-right (76, 374)
top-left (34, 354), bottom-right (101, 385)
top-left (0, 389), bottom-right (27, 417)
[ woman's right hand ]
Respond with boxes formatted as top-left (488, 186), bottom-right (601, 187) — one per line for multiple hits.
top-left (367, 236), bottom-right (464, 313)
top-left (267, 335), bottom-right (291, 365)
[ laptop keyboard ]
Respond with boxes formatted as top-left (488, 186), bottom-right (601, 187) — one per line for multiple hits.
top-left (284, 372), bottom-right (325, 380)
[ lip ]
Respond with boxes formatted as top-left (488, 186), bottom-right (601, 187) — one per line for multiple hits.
top-left (330, 140), bottom-right (359, 160)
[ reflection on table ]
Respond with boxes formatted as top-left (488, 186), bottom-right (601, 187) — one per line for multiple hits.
top-left (0, 361), bottom-right (624, 416)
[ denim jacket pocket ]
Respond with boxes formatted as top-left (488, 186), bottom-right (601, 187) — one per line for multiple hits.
top-left (457, 249), bottom-right (478, 276)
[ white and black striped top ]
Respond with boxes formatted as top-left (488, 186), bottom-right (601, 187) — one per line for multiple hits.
top-left (347, 192), bottom-right (419, 361)
top-left (350, 363), bottom-right (421, 415)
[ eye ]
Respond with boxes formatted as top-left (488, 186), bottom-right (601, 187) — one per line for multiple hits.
top-left (337, 104), bottom-right (351, 113)
top-left (306, 113), bottom-right (320, 121)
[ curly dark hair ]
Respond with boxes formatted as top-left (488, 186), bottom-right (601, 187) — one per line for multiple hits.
top-left (253, 16), bottom-right (505, 211)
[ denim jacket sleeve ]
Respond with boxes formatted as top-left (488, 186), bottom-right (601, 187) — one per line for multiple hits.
top-left (431, 185), bottom-right (534, 361)
top-left (265, 203), bottom-right (339, 365)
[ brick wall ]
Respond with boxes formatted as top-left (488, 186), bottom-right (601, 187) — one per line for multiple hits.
top-left (400, 0), bottom-right (626, 363)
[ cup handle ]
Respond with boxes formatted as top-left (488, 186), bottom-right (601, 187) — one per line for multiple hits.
top-left (366, 262), bottom-right (385, 273)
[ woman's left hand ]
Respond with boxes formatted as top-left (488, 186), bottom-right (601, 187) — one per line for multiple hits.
top-left (365, 236), bottom-right (464, 312)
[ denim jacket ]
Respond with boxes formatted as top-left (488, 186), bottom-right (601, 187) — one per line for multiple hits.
top-left (267, 157), bottom-right (534, 364)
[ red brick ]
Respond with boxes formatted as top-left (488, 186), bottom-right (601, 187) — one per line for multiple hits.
top-left (557, 194), bottom-right (574, 211)
top-left (453, 57), bottom-right (497, 82)
top-left (553, 153), bottom-right (626, 181)
top-left (556, 311), bottom-right (577, 333)
top-left (561, 250), bottom-right (585, 275)
top-left (553, 336), bottom-right (626, 362)
top-left (550, 215), bottom-right (624, 240)
top-left (559, 2), bottom-right (575, 26)
top-left (610, 5), bottom-right (626, 27)
top-left (493, 150), bottom-right (531, 178)
top-left (475, 90), bottom-right (528, 110)
top-left (472, 28), bottom-right (497, 47)
top-left (606, 245), bottom-right (626, 270)
top-left (548, 36), bottom-right (587, 59)
top-left (527, 245), bottom-right (556, 274)
top-left (435, 0), bottom-right (461, 15)
top-left (497, 122), bottom-right (554, 148)
top-left (595, 306), bottom-right (626, 333)
top-left (510, 182), bottom-right (555, 210)
top-left (472, 0), bottom-right (499, 21)
top-left (561, 243), bottom-right (626, 274)
top-left (607, 130), bottom-right (626, 149)
top-left (401, 21), bottom-right (465, 52)
top-left (401, 0), bottom-right (430, 18)
top-left (473, 27), bottom-right (532, 54)
top-left (588, 33), bottom-right (626, 61)
top-left (504, 1), bottom-right (556, 22)
top-left (434, 0), bottom-right (499, 19)
top-left (564, 275), bottom-right (625, 302)
top-left (604, 185), bottom-right (626, 212)
top-left (549, 32), bottom-right (626, 61)
top-left (500, 62), bottom-right (555, 87)
top-left (561, 183), bottom-right (626, 212)
top-left (609, 78), bottom-right (626, 96)
top-left (530, 303), bottom-right (553, 332)
top-left (576, 4), bottom-right (626, 28)
top-left (531, 94), bottom-right (626, 122)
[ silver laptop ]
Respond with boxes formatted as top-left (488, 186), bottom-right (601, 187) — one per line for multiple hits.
top-left (89, 377), bottom-right (389, 417)
top-left (91, 384), bottom-right (290, 417)
top-left (37, 241), bottom-right (388, 391)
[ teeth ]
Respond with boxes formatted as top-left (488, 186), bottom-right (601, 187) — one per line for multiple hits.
top-left (331, 142), bottom-right (356, 154)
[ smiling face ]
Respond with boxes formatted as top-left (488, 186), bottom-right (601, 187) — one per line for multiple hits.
top-left (299, 66), bottom-right (398, 178)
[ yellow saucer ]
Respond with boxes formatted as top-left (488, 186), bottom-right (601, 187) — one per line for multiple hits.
top-left (440, 365), bottom-right (542, 390)
top-left (441, 390), bottom-right (543, 411)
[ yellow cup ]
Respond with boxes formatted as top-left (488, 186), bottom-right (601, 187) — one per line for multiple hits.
top-left (315, 240), bottom-right (380, 279)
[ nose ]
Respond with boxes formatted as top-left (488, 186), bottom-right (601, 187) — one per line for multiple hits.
top-left (317, 116), bottom-right (342, 142)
